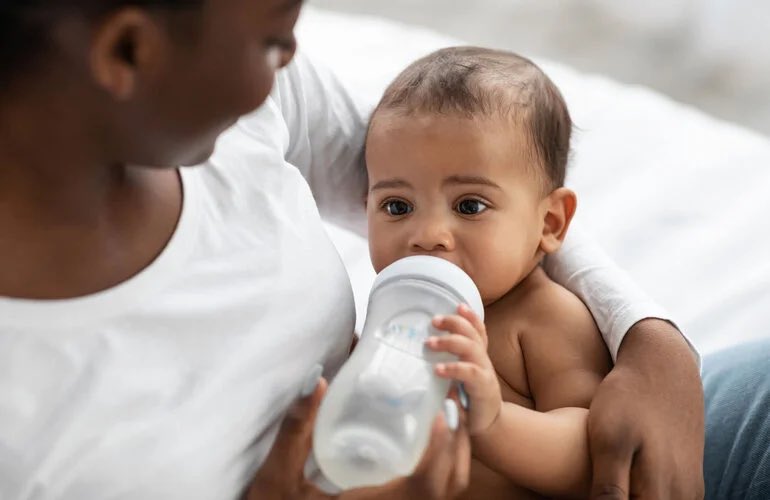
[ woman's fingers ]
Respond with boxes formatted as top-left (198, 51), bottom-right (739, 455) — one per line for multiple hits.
top-left (448, 399), bottom-right (472, 496)
top-left (251, 369), bottom-right (327, 495)
top-left (410, 410), bottom-right (454, 492)
top-left (407, 400), bottom-right (470, 498)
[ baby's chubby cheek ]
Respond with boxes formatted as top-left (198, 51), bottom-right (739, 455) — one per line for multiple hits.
top-left (471, 253), bottom-right (524, 305)
top-left (367, 233), bottom-right (398, 274)
top-left (369, 250), bottom-right (389, 274)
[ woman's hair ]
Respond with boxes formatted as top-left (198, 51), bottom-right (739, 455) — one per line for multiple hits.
top-left (0, 0), bottom-right (201, 86)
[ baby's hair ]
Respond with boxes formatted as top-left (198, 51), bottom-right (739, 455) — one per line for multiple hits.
top-left (0, 0), bottom-right (201, 87)
top-left (375, 46), bottom-right (572, 190)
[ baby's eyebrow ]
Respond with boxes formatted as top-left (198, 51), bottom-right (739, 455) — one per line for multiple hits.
top-left (369, 179), bottom-right (412, 192)
top-left (443, 175), bottom-right (502, 189)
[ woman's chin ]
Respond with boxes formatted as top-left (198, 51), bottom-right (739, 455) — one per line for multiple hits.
top-left (179, 142), bottom-right (218, 167)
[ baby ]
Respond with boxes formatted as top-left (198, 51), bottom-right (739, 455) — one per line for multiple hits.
top-left (364, 47), bottom-right (612, 498)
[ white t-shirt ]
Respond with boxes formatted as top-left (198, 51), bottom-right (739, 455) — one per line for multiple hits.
top-left (0, 52), bottom-right (674, 500)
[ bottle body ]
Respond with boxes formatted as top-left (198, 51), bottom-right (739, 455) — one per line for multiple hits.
top-left (313, 278), bottom-right (460, 490)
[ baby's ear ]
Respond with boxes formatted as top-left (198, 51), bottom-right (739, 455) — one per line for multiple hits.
top-left (539, 187), bottom-right (577, 254)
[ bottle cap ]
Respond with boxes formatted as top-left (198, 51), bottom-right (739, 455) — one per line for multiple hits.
top-left (371, 256), bottom-right (484, 321)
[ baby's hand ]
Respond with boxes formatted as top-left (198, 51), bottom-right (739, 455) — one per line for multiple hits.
top-left (425, 304), bottom-right (502, 436)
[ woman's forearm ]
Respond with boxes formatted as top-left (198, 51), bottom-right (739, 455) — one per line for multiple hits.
top-left (472, 403), bottom-right (591, 498)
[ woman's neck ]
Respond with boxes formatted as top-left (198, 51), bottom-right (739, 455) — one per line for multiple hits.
top-left (0, 94), bottom-right (183, 300)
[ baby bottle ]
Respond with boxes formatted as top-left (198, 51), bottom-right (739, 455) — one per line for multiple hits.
top-left (313, 255), bottom-right (484, 490)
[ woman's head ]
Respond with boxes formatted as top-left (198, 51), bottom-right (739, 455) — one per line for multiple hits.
top-left (0, 0), bottom-right (302, 167)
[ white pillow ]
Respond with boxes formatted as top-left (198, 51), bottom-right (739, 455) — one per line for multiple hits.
top-left (297, 7), bottom-right (770, 355)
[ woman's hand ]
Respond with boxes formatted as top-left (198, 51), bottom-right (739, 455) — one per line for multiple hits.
top-left (247, 372), bottom-right (471, 499)
top-left (588, 319), bottom-right (705, 499)
top-left (425, 304), bottom-right (503, 436)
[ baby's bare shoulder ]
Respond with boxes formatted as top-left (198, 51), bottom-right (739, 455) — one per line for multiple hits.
top-left (484, 268), bottom-right (595, 346)
top-left (514, 268), bottom-right (612, 410)
top-left (517, 269), bottom-right (599, 341)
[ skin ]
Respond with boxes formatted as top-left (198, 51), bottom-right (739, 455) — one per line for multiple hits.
top-left (0, 0), bottom-right (706, 497)
top-left (589, 320), bottom-right (704, 499)
top-left (366, 110), bottom-right (612, 497)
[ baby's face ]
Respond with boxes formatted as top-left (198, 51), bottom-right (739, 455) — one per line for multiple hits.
top-left (366, 111), bottom-right (548, 304)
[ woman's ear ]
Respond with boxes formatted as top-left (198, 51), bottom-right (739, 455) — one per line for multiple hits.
top-left (539, 187), bottom-right (577, 254)
top-left (89, 8), bottom-right (165, 100)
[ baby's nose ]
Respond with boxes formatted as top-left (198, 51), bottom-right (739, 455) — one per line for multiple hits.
top-left (408, 222), bottom-right (455, 253)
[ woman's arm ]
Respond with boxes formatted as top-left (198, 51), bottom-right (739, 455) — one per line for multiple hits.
top-left (542, 223), bottom-right (697, 362)
top-left (587, 320), bottom-right (705, 498)
top-left (543, 225), bottom-right (704, 497)
top-left (270, 50), bottom-right (372, 236)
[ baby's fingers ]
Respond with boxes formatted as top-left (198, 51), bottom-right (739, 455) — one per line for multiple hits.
top-left (434, 361), bottom-right (489, 390)
top-left (457, 304), bottom-right (488, 347)
top-left (425, 334), bottom-right (488, 366)
top-left (432, 314), bottom-right (483, 345)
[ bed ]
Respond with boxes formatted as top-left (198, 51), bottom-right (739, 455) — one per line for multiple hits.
top-left (296, 7), bottom-right (770, 356)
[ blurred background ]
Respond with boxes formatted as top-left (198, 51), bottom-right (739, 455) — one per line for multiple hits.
top-left (311, 0), bottom-right (770, 137)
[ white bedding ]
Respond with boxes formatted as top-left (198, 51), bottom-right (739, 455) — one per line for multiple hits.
top-left (296, 7), bottom-right (770, 355)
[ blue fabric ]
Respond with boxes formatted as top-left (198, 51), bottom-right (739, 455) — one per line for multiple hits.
top-left (703, 340), bottom-right (770, 499)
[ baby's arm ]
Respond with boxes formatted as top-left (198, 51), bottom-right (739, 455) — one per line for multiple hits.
top-left (472, 404), bottom-right (592, 497)
top-left (473, 284), bottom-right (611, 497)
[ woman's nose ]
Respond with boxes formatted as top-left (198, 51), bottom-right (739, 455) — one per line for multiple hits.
top-left (408, 221), bottom-right (455, 253)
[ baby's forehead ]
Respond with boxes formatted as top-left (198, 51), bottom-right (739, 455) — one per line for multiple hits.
top-left (367, 109), bottom-right (546, 189)
top-left (369, 107), bottom-right (531, 139)
top-left (368, 108), bottom-right (538, 165)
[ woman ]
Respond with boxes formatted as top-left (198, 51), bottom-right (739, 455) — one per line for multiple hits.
top-left (0, 0), bottom-right (762, 498)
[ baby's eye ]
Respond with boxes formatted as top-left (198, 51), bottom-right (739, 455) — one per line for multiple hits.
top-left (456, 198), bottom-right (488, 216)
top-left (383, 199), bottom-right (414, 217)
